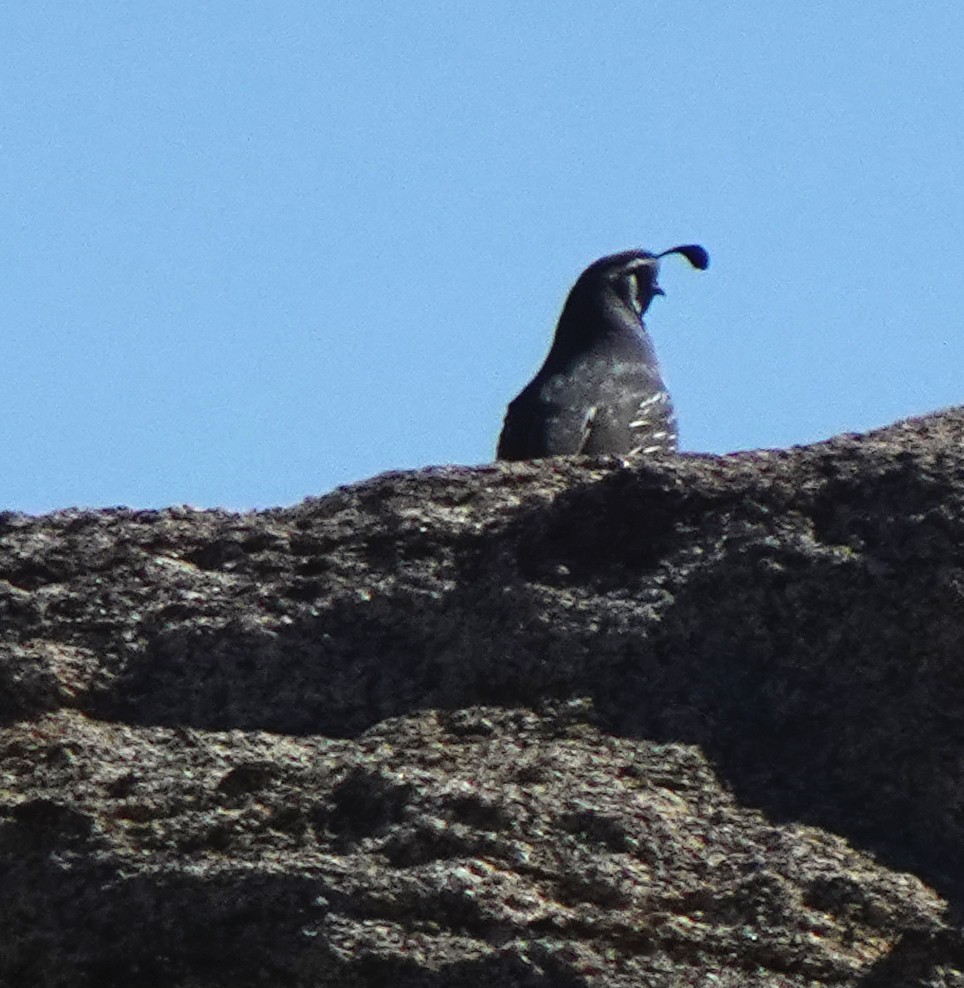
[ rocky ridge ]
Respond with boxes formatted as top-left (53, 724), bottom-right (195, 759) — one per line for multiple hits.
top-left (3, 408), bottom-right (964, 985)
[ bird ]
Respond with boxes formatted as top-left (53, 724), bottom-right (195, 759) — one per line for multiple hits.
top-left (496, 245), bottom-right (708, 461)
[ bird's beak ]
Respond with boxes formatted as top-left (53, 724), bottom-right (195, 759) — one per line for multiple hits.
top-left (653, 284), bottom-right (665, 297)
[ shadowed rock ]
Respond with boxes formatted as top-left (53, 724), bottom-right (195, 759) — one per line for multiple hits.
top-left (4, 407), bottom-right (964, 985)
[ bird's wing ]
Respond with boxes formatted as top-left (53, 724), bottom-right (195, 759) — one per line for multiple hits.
top-left (496, 393), bottom-right (547, 460)
top-left (497, 373), bottom-right (587, 460)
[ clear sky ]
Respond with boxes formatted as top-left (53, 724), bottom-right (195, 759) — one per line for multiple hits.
top-left (4, 3), bottom-right (963, 513)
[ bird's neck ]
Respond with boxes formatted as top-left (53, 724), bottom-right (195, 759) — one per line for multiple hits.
top-left (551, 291), bottom-right (644, 358)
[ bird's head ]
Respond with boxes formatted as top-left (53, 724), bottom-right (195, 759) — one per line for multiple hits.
top-left (573, 244), bottom-right (709, 320)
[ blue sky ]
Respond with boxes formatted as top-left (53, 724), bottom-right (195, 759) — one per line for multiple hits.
top-left (4, 3), bottom-right (963, 513)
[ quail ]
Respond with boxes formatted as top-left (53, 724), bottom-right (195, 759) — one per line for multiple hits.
top-left (496, 245), bottom-right (708, 461)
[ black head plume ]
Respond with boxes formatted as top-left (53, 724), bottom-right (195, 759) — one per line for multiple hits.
top-left (656, 244), bottom-right (709, 270)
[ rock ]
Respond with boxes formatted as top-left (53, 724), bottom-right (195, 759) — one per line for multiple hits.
top-left (3, 407), bottom-right (964, 986)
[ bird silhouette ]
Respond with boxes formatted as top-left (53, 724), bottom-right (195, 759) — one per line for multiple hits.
top-left (496, 245), bottom-right (708, 461)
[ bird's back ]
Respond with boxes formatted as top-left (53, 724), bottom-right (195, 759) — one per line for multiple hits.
top-left (496, 333), bottom-right (677, 459)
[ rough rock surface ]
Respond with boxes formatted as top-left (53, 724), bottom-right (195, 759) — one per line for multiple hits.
top-left (4, 407), bottom-right (964, 986)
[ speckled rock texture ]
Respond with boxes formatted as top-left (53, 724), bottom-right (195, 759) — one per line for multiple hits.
top-left (4, 407), bottom-right (964, 986)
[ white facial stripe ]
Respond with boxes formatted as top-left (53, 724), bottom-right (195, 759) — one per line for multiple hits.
top-left (609, 258), bottom-right (658, 314)
top-left (623, 258), bottom-right (658, 273)
top-left (606, 257), bottom-right (657, 282)
top-left (626, 272), bottom-right (642, 314)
